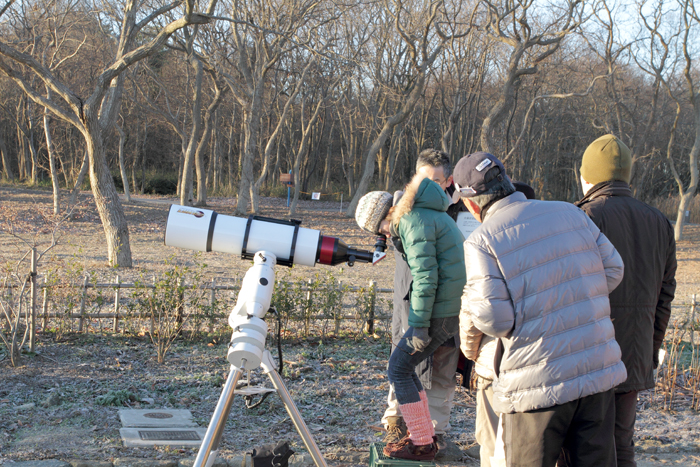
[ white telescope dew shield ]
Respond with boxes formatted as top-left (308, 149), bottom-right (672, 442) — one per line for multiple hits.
top-left (164, 204), bottom-right (378, 267)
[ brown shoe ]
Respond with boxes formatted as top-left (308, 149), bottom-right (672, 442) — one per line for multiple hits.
top-left (383, 436), bottom-right (437, 461)
top-left (383, 416), bottom-right (408, 444)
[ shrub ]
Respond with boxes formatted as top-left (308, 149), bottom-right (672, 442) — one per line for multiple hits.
top-left (146, 177), bottom-right (178, 195)
top-left (128, 256), bottom-right (208, 363)
top-left (112, 174), bottom-right (124, 191)
top-left (96, 389), bottom-right (137, 406)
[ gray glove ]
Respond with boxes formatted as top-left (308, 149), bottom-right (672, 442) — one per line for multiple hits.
top-left (410, 327), bottom-right (432, 353)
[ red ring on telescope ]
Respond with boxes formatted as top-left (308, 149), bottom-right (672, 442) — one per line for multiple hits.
top-left (318, 236), bottom-right (336, 265)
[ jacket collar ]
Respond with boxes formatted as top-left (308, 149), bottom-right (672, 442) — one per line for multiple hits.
top-left (483, 191), bottom-right (527, 222)
top-left (576, 180), bottom-right (632, 207)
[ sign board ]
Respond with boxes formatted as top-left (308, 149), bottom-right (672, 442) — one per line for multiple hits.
top-left (311, 192), bottom-right (321, 200)
top-left (280, 173), bottom-right (294, 186)
top-left (456, 211), bottom-right (480, 240)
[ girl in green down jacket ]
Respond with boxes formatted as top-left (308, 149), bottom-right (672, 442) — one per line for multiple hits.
top-left (355, 174), bottom-right (466, 461)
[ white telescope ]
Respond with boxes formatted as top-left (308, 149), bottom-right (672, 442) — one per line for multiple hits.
top-left (164, 205), bottom-right (380, 267)
top-left (163, 204), bottom-right (385, 467)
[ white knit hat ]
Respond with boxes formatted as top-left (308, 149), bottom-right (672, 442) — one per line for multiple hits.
top-left (355, 191), bottom-right (393, 234)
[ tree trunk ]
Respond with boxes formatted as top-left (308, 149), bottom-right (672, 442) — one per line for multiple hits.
top-left (385, 123), bottom-right (404, 191)
top-left (235, 83), bottom-right (264, 216)
top-left (674, 125), bottom-right (699, 241)
top-left (116, 122), bottom-right (131, 203)
top-left (83, 113), bottom-right (133, 268)
top-left (289, 99), bottom-right (324, 216)
top-left (0, 136), bottom-right (14, 180)
top-left (180, 58), bottom-right (204, 206)
top-left (43, 105), bottom-right (60, 214)
top-left (68, 150), bottom-right (89, 207)
top-left (195, 83), bottom-right (226, 206)
top-left (26, 101), bottom-right (39, 185)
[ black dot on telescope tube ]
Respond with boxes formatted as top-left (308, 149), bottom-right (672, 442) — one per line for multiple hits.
top-left (259, 278), bottom-right (268, 286)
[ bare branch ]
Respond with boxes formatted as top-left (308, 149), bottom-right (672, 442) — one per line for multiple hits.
top-left (503, 73), bottom-right (612, 163)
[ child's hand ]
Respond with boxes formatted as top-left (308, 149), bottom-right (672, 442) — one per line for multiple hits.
top-left (411, 327), bottom-right (432, 352)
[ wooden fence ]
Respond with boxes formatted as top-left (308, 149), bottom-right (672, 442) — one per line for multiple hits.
top-left (13, 268), bottom-right (393, 349)
top-left (5, 248), bottom-right (699, 353)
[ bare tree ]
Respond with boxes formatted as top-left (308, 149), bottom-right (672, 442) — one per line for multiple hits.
top-left (251, 54), bottom-right (319, 213)
top-left (214, 0), bottom-right (334, 215)
top-left (664, 0), bottom-right (699, 240)
top-left (345, 0), bottom-right (474, 216)
top-left (479, 0), bottom-right (584, 154)
top-left (0, 0), bottom-right (213, 267)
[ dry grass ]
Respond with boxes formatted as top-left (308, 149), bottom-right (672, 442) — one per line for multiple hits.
top-left (649, 195), bottom-right (700, 225)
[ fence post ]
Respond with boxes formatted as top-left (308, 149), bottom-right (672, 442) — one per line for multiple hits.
top-left (176, 277), bottom-right (184, 334)
top-left (305, 278), bottom-right (313, 337)
top-left (335, 281), bottom-right (343, 335)
top-left (150, 275), bottom-right (156, 335)
top-left (208, 278), bottom-right (217, 333)
top-left (29, 247), bottom-right (37, 352)
top-left (366, 280), bottom-right (377, 335)
top-left (691, 294), bottom-right (697, 348)
top-left (113, 275), bottom-right (121, 332)
top-left (78, 276), bottom-right (88, 332)
top-left (41, 278), bottom-right (49, 330)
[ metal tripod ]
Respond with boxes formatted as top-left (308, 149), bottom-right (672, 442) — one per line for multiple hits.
top-left (193, 252), bottom-right (328, 467)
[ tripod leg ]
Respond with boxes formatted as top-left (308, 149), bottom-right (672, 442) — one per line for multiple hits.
top-left (261, 351), bottom-right (329, 467)
top-left (194, 363), bottom-right (245, 467)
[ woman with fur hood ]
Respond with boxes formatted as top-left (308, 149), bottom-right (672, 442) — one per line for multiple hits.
top-left (355, 174), bottom-right (466, 461)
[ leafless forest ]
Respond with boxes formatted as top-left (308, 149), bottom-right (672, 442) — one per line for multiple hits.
top-left (0, 0), bottom-right (698, 268)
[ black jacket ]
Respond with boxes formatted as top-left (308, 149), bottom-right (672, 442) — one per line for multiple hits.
top-left (576, 181), bottom-right (677, 392)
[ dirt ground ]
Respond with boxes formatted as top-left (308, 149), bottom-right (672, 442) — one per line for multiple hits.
top-left (1, 186), bottom-right (700, 466)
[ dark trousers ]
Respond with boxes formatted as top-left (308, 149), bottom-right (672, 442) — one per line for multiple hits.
top-left (614, 390), bottom-right (638, 467)
top-left (504, 389), bottom-right (617, 467)
top-left (387, 316), bottom-right (458, 405)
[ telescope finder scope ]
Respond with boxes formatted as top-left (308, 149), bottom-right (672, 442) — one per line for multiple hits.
top-left (164, 205), bottom-right (377, 267)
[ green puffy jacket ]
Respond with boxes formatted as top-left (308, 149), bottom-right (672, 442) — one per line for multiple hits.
top-left (391, 176), bottom-right (466, 328)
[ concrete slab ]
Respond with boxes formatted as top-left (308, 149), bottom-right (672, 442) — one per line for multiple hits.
top-left (118, 409), bottom-right (198, 428)
top-left (6, 462), bottom-right (71, 467)
top-left (67, 461), bottom-right (114, 467)
top-left (119, 427), bottom-right (207, 448)
top-left (113, 459), bottom-right (178, 467)
top-left (178, 456), bottom-right (231, 467)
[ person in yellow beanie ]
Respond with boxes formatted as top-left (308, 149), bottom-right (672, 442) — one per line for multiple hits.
top-left (576, 134), bottom-right (677, 467)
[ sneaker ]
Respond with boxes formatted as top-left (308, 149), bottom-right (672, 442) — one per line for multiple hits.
top-left (383, 436), bottom-right (438, 461)
top-left (383, 416), bottom-right (408, 444)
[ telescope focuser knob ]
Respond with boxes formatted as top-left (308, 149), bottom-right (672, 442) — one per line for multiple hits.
top-left (372, 235), bottom-right (388, 265)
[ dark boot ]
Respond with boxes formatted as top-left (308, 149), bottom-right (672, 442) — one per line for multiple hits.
top-left (384, 416), bottom-right (408, 444)
top-left (383, 436), bottom-right (438, 461)
top-left (434, 434), bottom-right (463, 461)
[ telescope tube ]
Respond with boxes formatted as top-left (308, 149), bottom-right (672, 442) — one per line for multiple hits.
top-left (164, 205), bottom-right (374, 267)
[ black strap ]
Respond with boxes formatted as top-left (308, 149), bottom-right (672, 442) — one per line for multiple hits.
top-left (206, 212), bottom-right (218, 252)
top-left (288, 222), bottom-right (301, 266)
top-left (241, 215), bottom-right (255, 260)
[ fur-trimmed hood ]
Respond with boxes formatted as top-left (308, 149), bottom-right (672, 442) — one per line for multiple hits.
top-left (391, 174), bottom-right (450, 231)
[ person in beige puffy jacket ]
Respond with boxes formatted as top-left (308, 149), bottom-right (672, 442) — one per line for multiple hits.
top-left (460, 181), bottom-right (535, 467)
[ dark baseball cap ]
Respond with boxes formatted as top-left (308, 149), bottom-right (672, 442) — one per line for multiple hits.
top-left (453, 152), bottom-right (508, 197)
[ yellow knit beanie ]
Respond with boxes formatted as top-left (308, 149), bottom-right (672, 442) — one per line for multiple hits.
top-left (580, 134), bottom-right (631, 185)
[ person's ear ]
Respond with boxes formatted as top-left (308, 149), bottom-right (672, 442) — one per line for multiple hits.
top-left (463, 198), bottom-right (482, 222)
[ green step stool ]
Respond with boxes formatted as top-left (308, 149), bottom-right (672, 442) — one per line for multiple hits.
top-left (369, 443), bottom-right (436, 467)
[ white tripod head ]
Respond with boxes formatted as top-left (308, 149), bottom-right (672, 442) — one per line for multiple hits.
top-left (226, 251), bottom-right (277, 369)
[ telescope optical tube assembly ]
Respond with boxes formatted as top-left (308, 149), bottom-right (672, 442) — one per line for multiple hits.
top-left (165, 205), bottom-right (374, 267)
